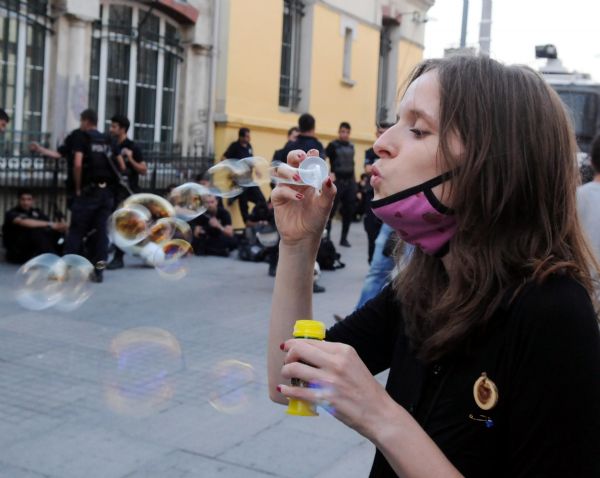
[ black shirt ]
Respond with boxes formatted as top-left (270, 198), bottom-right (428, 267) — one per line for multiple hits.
top-left (281, 134), bottom-right (325, 163)
top-left (190, 207), bottom-right (232, 237)
top-left (58, 128), bottom-right (87, 193)
top-left (2, 206), bottom-right (49, 247)
top-left (224, 141), bottom-right (253, 159)
top-left (326, 139), bottom-right (355, 179)
top-left (326, 275), bottom-right (600, 477)
top-left (115, 137), bottom-right (144, 192)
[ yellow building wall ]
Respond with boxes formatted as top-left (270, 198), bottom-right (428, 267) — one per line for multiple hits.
top-left (309, 3), bottom-right (380, 167)
top-left (215, 2), bottom-right (425, 227)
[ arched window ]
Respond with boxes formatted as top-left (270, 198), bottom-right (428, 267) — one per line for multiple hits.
top-left (89, 2), bottom-right (182, 147)
top-left (0, 0), bottom-right (50, 141)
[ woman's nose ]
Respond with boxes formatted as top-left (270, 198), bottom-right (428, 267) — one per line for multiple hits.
top-left (373, 127), bottom-right (398, 159)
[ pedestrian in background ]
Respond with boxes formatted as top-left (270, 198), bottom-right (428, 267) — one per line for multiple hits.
top-left (326, 122), bottom-right (357, 247)
top-left (63, 109), bottom-right (122, 282)
top-left (222, 127), bottom-right (266, 223)
top-left (577, 133), bottom-right (600, 259)
top-left (2, 189), bottom-right (67, 263)
top-left (106, 114), bottom-right (147, 270)
top-left (281, 113), bottom-right (325, 161)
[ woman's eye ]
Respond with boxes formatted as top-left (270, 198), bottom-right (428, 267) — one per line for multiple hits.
top-left (409, 128), bottom-right (427, 138)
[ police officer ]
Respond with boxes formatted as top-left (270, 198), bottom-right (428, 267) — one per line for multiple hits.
top-left (106, 114), bottom-right (147, 270)
top-left (326, 121), bottom-right (357, 247)
top-left (63, 109), bottom-right (123, 282)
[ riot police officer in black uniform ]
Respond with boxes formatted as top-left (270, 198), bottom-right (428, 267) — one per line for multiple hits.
top-left (63, 109), bottom-right (123, 282)
top-left (326, 121), bottom-right (357, 247)
top-left (106, 114), bottom-right (147, 270)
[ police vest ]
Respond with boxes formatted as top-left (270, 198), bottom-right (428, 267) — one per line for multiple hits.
top-left (332, 141), bottom-right (355, 178)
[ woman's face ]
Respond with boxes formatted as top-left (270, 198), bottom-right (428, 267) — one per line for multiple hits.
top-left (372, 70), bottom-right (460, 203)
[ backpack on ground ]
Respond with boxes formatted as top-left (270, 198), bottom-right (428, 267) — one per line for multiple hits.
top-left (317, 237), bottom-right (345, 270)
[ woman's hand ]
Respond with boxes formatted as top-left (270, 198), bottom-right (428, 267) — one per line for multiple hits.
top-left (271, 149), bottom-right (336, 248)
top-left (279, 339), bottom-right (394, 439)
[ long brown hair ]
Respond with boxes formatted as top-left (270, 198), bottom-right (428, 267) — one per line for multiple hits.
top-left (396, 55), bottom-right (599, 361)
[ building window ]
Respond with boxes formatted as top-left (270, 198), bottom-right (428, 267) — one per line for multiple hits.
top-left (377, 23), bottom-right (393, 124)
top-left (279, 0), bottom-right (304, 110)
top-left (89, 2), bottom-right (182, 146)
top-left (0, 0), bottom-right (50, 140)
top-left (342, 27), bottom-right (353, 81)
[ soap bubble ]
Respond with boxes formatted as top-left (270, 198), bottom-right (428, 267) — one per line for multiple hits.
top-left (153, 239), bottom-right (194, 280)
top-left (124, 193), bottom-right (175, 220)
top-left (170, 218), bottom-right (193, 243)
top-left (208, 359), bottom-right (256, 414)
top-left (147, 217), bottom-right (176, 244)
top-left (54, 254), bottom-right (95, 312)
top-left (207, 159), bottom-right (246, 198)
top-left (104, 327), bottom-right (183, 417)
top-left (16, 253), bottom-right (65, 310)
top-left (15, 253), bottom-right (94, 311)
top-left (237, 157), bottom-right (270, 188)
top-left (168, 183), bottom-right (209, 220)
top-left (109, 204), bottom-right (151, 248)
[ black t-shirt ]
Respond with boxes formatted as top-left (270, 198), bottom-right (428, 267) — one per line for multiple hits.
top-left (224, 141), bottom-right (253, 160)
top-left (3, 206), bottom-right (49, 246)
top-left (281, 134), bottom-right (325, 163)
top-left (115, 137), bottom-right (144, 192)
top-left (365, 147), bottom-right (378, 168)
top-left (190, 207), bottom-right (232, 237)
top-left (326, 275), bottom-right (600, 478)
top-left (58, 129), bottom-right (87, 193)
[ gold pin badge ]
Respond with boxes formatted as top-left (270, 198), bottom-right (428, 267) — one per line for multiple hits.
top-left (473, 372), bottom-right (499, 410)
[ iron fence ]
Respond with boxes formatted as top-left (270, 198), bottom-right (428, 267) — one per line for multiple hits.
top-left (0, 138), bottom-right (213, 221)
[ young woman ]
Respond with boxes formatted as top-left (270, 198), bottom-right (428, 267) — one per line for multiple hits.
top-left (267, 55), bottom-right (600, 477)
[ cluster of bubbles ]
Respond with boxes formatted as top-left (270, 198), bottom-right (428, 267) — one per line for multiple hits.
top-left (103, 326), bottom-right (259, 417)
top-left (108, 155), bottom-right (329, 277)
top-left (108, 194), bottom-right (194, 280)
top-left (16, 253), bottom-right (94, 311)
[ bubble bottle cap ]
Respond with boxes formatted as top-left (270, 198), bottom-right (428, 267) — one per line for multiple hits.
top-left (287, 319), bottom-right (326, 417)
top-left (292, 319), bottom-right (326, 340)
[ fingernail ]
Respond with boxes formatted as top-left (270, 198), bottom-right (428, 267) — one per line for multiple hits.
top-left (276, 385), bottom-right (282, 393)
top-left (292, 173), bottom-right (301, 182)
top-left (279, 342), bottom-right (285, 351)
top-left (326, 178), bottom-right (332, 188)
top-left (296, 193), bottom-right (304, 200)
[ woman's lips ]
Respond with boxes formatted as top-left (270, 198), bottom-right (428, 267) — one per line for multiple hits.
top-left (370, 165), bottom-right (382, 187)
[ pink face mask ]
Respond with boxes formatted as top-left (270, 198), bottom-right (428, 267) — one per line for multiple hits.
top-left (370, 173), bottom-right (456, 256)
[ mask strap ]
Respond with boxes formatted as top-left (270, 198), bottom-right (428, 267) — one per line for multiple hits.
top-left (370, 171), bottom-right (455, 209)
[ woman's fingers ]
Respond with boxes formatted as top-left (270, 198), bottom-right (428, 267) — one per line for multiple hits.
top-left (281, 361), bottom-right (329, 384)
top-left (287, 149), bottom-right (307, 167)
top-left (270, 185), bottom-right (305, 205)
top-left (283, 339), bottom-right (335, 368)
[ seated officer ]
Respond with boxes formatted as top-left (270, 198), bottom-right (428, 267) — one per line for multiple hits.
top-left (2, 189), bottom-right (68, 263)
top-left (190, 195), bottom-right (237, 257)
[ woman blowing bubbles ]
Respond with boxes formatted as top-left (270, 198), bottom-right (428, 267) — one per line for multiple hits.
top-left (268, 55), bottom-right (600, 477)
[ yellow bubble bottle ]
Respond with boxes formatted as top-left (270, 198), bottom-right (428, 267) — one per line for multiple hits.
top-left (286, 319), bottom-right (326, 417)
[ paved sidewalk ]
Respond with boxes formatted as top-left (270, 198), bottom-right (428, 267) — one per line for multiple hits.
top-left (0, 221), bottom-right (383, 478)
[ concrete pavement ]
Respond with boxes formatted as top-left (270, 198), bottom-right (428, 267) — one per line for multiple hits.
top-left (0, 221), bottom-right (385, 478)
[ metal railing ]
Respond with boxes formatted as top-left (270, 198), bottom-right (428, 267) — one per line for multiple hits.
top-left (0, 136), bottom-right (213, 221)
